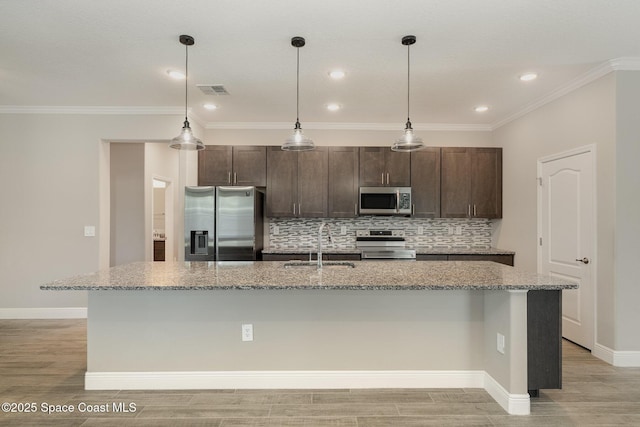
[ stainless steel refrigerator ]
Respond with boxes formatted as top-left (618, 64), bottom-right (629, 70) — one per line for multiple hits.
top-left (184, 186), bottom-right (264, 261)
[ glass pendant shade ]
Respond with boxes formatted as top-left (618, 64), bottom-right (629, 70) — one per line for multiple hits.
top-left (170, 35), bottom-right (204, 151)
top-left (282, 36), bottom-right (315, 151)
top-left (391, 121), bottom-right (424, 152)
top-left (282, 121), bottom-right (315, 151)
top-left (169, 119), bottom-right (204, 150)
top-left (391, 35), bottom-right (425, 152)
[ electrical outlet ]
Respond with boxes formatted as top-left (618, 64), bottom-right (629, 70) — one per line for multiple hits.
top-left (417, 226), bottom-right (424, 235)
top-left (497, 333), bottom-right (505, 354)
top-left (84, 226), bottom-right (96, 237)
top-left (341, 226), bottom-right (347, 235)
top-left (242, 324), bottom-right (253, 342)
top-left (273, 226), bottom-right (279, 235)
top-left (448, 226), bottom-right (454, 235)
top-left (455, 226), bottom-right (462, 235)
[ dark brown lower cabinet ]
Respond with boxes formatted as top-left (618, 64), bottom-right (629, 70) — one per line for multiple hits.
top-left (527, 290), bottom-right (562, 396)
top-left (262, 253), bottom-right (360, 261)
top-left (153, 240), bottom-right (165, 262)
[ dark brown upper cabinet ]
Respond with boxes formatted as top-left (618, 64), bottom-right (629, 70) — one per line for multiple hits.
top-left (266, 147), bottom-right (328, 218)
top-left (441, 147), bottom-right (502, 218)
top-left (410, 147), bottom-right (441, 218)
top-left (198, 146), bottom-right (266, 186)
top-left (328, 147), bottom-right (359, 218)
top-left (359, 147), bottom-right (411, 187)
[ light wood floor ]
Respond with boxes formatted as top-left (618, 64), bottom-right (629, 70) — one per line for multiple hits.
top-left (1, 319), bottom-right (639, 426)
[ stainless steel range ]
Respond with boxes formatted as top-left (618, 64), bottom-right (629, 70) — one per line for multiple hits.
top-left (356, 230), bottom-right (416, 260)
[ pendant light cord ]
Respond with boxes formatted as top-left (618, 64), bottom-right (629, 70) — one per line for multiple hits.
top-left (296, 46), bottom-right (300, 125)
top-left (184, 42), bottom-right (189, 122)
top-left (406, 42), bottom-right (411, 124)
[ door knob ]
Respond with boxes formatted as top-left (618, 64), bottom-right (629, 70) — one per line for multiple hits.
top-left (575, 257), bottom-right (589, 264)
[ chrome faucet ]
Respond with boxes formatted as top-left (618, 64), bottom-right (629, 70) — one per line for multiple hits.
top-left (317, 222), bottom-right (333, 269)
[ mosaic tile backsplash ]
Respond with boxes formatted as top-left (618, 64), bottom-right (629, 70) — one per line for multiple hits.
top-left (268, 217), bottom-right (494, 250)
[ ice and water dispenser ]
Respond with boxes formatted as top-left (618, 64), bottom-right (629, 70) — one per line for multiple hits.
top-left (184, 186), bottom-right (215, 261)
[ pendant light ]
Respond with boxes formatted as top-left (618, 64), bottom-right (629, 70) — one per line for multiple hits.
top-left (169, 34), bottom-right (204, 151)
top-left (282, 36), bottom-right (315, 151)
top-left (391, 35), bottom-right (425, 152)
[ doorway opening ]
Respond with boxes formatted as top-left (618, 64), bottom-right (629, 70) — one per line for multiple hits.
top-left (152, 177), bottom-right (174, 262)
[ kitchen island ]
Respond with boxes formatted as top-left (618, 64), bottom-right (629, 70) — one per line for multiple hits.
top-left (41, 260), bottom-right (576, 415)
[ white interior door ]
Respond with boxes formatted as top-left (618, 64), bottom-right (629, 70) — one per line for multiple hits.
top-left (539, 148), bottom-right (594, 350)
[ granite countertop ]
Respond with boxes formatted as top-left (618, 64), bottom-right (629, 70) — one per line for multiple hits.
top-left (41, 260), bottom-right (575, 291)
top-left (261, 247), bottom-right (515, 256)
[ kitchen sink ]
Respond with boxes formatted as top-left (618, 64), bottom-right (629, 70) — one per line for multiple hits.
top-left (283, 261), bottom-right (356, 269)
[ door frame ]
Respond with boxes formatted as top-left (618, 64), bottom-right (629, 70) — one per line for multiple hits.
top-left (537, 144), bottom-right (598, 347)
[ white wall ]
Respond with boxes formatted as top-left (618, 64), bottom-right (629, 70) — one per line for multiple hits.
top-left (614, 72), bottom-right (640, 351)
top-left (493, 73), bottom-right (620, 349)
top-left (0, 113), bottom-right (196, 310)
top-left (110, 143), bottom-right (145, 266)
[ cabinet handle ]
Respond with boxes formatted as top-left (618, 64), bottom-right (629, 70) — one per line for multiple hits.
top-left (228, 171), bottom-right (231, 184)
top-left (412, 204), bottom-right (415, 216)
top-left (468, 204), bottom-right (471, 217)
top-left (234, 172), bottom-right (237, 184)
top-left (355, 203), bottom-right (358, 216)
top-left (473, 204), bottom-right (477, 216)
top-left (381, 173), bottom-right (384, 185)
top-left (298, 204), bottom-right (301, 215)
top-left (293, 203), bottom-right (296, 215)
top-left (386, 173), bottom-right (390, 185)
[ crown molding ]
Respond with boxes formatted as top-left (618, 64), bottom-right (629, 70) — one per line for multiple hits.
top-left (5, 58), bottom-right (640, 132)
top-left (609, 57), bottom-right (640, 70)
top-left (205, 122), bottom-right (492, 132)
top-left (0, 106), bottom-right (185, 115)
top-left (491, 57), bottom-right (640, 130)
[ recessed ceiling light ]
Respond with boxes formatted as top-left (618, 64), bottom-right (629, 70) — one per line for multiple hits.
top-left (167, 69), bottom-right (185, 80)
top-left (326, 103), bottom-right (342, 111)
top-left (474, 105), bottom-right (489, 113)
top-left (203, 103), bottom-right (218, 110)
top-left (519, 72), bottom-right (538, 82)
top-left (328, 70), bottom-right (346, 79)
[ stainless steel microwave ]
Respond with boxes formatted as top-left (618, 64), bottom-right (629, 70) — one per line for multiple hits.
top-left (359, 187), bottom-right (412, 215)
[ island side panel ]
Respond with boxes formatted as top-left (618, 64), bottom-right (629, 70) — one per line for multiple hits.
top-left (483, 290), bottom-right (530, 414)
top-left (87, 290), bottom-right (485, 373)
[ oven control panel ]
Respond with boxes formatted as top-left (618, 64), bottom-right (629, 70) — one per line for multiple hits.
top-left (356, 230), bottom-right (405, 238)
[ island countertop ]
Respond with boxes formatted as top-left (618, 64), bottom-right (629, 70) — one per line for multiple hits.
top-left (41, 260), bottom-right (576, 291)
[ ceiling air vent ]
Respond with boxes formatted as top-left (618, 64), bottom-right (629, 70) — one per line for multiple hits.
top-left (197, 84), bottom-right (230, 95)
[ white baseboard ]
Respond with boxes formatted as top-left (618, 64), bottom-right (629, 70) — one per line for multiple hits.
top-left (85, 369), bottom-right (528, 415)
top-left (483, 373), bottom-right (530, 415)
top-left (593, 343), bottom-right (640, 367)
top-left (0, 307), bottom-right (87, 319)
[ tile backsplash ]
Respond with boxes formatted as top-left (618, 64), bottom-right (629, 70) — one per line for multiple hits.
top-left (268, 217), bottom-right (494, 249)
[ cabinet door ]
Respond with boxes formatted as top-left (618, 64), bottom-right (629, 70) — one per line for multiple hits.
top-left (266, 147), bottom-right (297, 217)
top-left (441, 147), bottom-right (471, 218)
top-left (385, 150), bottom-right (411, 186)
top-left (410, 148), bottom-right (440, 217)
top-left (198, 146), bottom-right (233, 185)
top-left (328, 147), bottom-right (359, 217)
top-left (233, 146), bottom-right (266, 186)
top-left (471, 148), bottom-right (502, 218)
top-left (359, 147), bottom-right (386, 186)
top-left (297, 148), bottom-right (328, 217)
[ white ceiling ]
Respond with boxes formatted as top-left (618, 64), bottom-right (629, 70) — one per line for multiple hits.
top-left (2, 0), bottom-right (640, 130)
